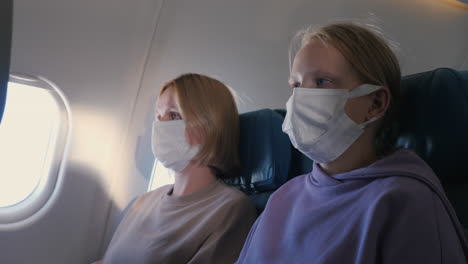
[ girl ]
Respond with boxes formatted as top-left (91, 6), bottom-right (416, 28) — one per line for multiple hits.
top-left (102, 73), bottom-right (256, 264)
top-left (237, 22), bottom-right (468, 264)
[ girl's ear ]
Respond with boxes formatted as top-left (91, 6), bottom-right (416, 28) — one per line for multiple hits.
top-left (367, 87), bottom-right (391, 120)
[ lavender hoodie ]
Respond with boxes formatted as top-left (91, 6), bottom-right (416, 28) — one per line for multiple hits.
top-left (237, 150), bottom-right (468, 264)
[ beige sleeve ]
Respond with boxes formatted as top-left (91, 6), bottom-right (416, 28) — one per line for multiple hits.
top-left (188, 196), bottom-right (257, 264)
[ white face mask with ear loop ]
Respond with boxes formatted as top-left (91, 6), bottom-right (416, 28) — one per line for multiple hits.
top-left (282, 84), bottom-right (382, 163)
top-left (151, 120), bottom-right (200, 172)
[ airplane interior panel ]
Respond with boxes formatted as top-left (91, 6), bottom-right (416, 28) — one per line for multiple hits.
top-left (1, 0), bottom-right (468, 263)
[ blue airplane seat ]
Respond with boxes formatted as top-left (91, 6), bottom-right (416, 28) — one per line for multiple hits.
top-left (224, 109), bottom-right (292, 211)
top-left (0, 79), bottom-right (6, 123)
top-left (396, 68), bottom-right (468, 229)
top-left (0, 1), bottom-right (13, 124)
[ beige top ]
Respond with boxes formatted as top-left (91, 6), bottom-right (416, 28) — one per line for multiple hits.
top-left (102, 180), bottom-right (257, 264)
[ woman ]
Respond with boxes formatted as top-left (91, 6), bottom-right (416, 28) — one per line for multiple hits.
top-left (236, 22), bottom-right (468, 263)
top-left (101, 73), bottom-right (257, 264)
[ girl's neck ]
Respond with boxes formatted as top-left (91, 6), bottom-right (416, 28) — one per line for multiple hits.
top-left (319, 130), bottom-right (377, 175)
top-left (172, 162), bottom-right (217, 197)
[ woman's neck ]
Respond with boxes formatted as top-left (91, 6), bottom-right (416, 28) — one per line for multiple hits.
top-left (172, 162), bottom-right (217, 197)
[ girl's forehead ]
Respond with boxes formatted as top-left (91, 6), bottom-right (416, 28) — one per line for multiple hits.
top-left (155, 87), bottom-right (179, 113)
top-left (291, 41), bottom-right (357, 83)
top-left (294, 42), bottom-right (345, 72)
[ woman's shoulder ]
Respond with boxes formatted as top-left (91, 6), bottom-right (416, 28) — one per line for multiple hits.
top-left (214, 182), bottom-right (256, 213)
top-left (216, 182), bottom-right (252, 204)
top-left (132, 184), bottom-right (173, 210)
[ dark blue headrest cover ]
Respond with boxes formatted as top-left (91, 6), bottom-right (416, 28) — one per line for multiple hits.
top-left (396, 68), bottom-right (468, 185)
top-left (0, 1), bottom-right (12, 124)
top-left (224, 109), bottom-right (291, 195)
top-left (396, 68), bottom-right (468, 228)
top-left (0, 83), bottom-right (5, 123)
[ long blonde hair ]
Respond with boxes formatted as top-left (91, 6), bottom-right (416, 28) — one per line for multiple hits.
top-left (160, 73), bottom-right (241, 178)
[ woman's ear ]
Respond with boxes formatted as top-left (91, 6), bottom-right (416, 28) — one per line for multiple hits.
top-left (367, 87), bottom-right (391, 120)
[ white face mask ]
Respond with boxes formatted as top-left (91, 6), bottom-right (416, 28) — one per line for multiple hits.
top-left (152, 120), bottom-right (199, 172)
top-left (282, 84), bottom-right (381, 163)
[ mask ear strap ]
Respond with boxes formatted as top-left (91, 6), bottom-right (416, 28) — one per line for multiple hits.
top-left (351, 84), bottom-right (384, 129)
top-left (349, 84), bottom-right (382, 98)
top-left (358, 115), bottom-right (382, 129)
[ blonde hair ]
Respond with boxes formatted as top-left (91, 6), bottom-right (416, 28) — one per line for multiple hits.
top-left (290, 22), bottom-right (402, 156)
top-left (160, 73), bottom-right (241, 179)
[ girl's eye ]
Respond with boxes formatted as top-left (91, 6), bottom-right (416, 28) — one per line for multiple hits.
top-left (170, 112), bottom-right (181, 120)
top-left (316, 78), bottom-right (330, 87)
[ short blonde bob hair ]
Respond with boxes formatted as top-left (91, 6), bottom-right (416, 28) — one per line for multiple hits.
top-left (290, 22), bottom-right (402, 157)
top-left (159, 73), bottom-right (241, 179)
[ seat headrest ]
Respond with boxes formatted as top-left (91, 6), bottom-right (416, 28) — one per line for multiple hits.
top-left (0, 82), bottom-right (5, 123)
top-left (396, 68), bottom-right (468, 185)
top-left (224, 109), bottom-right (291, 195)
top-left (0, 1), bottom-right (12, 124)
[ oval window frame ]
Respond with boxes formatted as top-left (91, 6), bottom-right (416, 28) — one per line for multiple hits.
top-left (0, 73), bottom-right (72, 230)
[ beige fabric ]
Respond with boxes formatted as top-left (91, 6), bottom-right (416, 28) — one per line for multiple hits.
top-left (102, 180), bottom-right (257, 264)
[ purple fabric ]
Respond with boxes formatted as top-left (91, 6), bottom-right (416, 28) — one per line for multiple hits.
top-left (237, 149), bottom-right (468, 263)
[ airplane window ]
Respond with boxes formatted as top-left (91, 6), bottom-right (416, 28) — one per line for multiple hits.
top-left (148, 161), bottom-right (175, 192)
top-left (0, 74), bottom-right (70, 226)
top-left (0, 82), bottom-right (59, 206)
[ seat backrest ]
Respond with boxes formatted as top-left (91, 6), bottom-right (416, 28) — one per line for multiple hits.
top-left (224, 109), bottom-right (292, 211)
top-left (396, 68), bottom-right (468, 228)
top-left (0, 1), bottom-right (12, 123)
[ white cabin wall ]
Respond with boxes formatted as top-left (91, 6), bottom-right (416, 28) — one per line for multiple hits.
top-left (3, 0), bottom-right (162, 263)
top-left (340, 0), bottom-right (468, 74)
top-left (140, 0), bottom-right (468, 114)
top-left (1, 0), bottom-right (467, 263)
